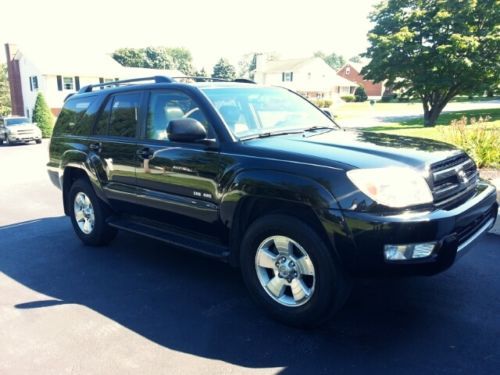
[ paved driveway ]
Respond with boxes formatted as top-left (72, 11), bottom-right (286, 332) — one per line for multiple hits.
top-left (1, 141), bottom-right (499, 374)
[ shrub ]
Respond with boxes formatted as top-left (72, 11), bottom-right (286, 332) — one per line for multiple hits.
top-left (354, 87), bottom-right (368, 102)
top-left (312, 99), bottom-right (333, 108)
top-left (439, 116), bottom-right (499, 168)
top-left (341, 95), bottom-right (355, 102)
top-left (32, 93), bottom-right (54, 138)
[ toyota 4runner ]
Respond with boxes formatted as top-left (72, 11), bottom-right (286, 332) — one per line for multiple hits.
top-left (47, 76), bottom-right (498, 327)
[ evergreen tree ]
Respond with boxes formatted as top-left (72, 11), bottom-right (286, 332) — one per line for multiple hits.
top-left (32, 93), bottom-right (54, 137)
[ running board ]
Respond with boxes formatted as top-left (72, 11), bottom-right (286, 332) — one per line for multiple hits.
top-left (107, 217), bottom-right (230, 259)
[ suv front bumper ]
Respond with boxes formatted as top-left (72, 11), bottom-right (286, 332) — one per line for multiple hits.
top-left (336, 181), bottom-right (498, 276)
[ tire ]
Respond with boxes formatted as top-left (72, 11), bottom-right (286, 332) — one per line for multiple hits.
top-left (35, 139), bottom-right (42, 144)
top-left (68, 178), bottom-right (117, 246)
top-left (240, 214), bottom-right (350, 328)
top-left (4, 137), bottom-right (10, 146)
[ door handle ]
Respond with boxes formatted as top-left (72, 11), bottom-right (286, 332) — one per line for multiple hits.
top-left (137, 147), bottom-right (154, 160)
top-left (89, 142), bottom-right (102, 152)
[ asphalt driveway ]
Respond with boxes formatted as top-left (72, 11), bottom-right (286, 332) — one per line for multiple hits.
top-left (1, 141), bottom-right (499, 374)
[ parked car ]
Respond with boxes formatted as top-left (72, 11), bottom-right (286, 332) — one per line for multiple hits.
top-left (0, 116), bottom-right (42, 145)
top-left (47, 76), bottom-right (498, 327)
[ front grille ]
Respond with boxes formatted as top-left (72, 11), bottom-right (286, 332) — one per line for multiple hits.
top-left (16, 130), bottom-right (34, 135)
top-left (430, 153), bottom-right (478, 210)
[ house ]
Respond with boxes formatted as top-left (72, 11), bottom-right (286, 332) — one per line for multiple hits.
top-left (253, 55), bottom-right (357, 100)
top-left (337, 62), bottom-right (385, 100)
top-left (4, 44), bottom-right (183, 117)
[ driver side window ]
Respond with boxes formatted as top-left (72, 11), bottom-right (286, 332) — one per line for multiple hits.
top-left (146, 91), bottom-right (212, 141)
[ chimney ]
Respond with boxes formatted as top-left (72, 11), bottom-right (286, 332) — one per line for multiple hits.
top-left (4, 43), bottom-right (25, 116)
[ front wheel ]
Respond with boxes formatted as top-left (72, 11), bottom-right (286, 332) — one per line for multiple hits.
top-left (68, 178), bottom-right (117, 246)
top-left (240, 214), bottom-right (350, 328)
top-left (35, 139), bottom-right (42, 144)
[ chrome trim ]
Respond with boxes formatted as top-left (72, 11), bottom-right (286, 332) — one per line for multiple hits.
top-left (433, 158), bottom-right (474, 182)
top-left (457, 217), bottom-right (495, 253)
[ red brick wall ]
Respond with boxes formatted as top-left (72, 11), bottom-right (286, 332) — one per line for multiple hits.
top-left (337, 64), bottom-right (384, 97)
top-left (4, 44), bottom-right (24, 116)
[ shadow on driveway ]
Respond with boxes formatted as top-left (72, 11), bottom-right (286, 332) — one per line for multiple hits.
top-left (1, 217), bottom-right (499, 373)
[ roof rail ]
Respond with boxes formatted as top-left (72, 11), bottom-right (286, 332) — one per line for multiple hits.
top-left (78, 76), bottom-right (173, 93)
top-left (171, 76), bottom-right (256, 84)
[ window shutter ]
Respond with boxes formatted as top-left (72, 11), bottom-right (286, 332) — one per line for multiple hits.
top-left (75, 76), bottom-right (80, 91)
top-left (29, 77), bottom-right (33, 91)
top-left (99, 77), bottom-right (104, 83)
top-left (290, 72), bottom-right (294, 81)
top-left (57, 75), bottom-right (63, 91)
top-left (282, 72), bottom-right (285, 82)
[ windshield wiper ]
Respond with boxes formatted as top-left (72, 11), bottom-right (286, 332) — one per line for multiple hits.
top-left (303, 125), bottom-right (335, 132)
top-left (239, 130), bottom-right (303, 141)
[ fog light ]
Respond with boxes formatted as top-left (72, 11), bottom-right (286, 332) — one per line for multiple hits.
top-left (384, 242), bottom-right (437, 261)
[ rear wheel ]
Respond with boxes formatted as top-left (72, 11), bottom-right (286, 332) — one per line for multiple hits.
top-left (35, 139), bottom-right (42, 144)
top-left (240, 214), bottom-right (350, 328)
top-left (68, 178), bottom-right (117, 246)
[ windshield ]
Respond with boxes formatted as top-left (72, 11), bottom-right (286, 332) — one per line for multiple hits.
top-left (5, 117), bottom-right (30, 126)
top-left (201, 87), bottom-right (334, 139)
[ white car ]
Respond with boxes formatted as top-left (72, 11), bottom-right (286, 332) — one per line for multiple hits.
top-left (0, 116), bottom-right (42, 145)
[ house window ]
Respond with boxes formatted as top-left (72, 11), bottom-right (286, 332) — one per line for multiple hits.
top-left (63, 77), bottom-right (74, 90)
top-left (282, 72), bottom-right (293, 82)
top-left (345, 67), bottom-right (351, 75)
top-left (30, 76), bottom-right (39, 90)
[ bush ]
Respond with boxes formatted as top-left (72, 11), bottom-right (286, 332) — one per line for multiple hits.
top-left (32, 93), bottom-right (54, 138)
top-left (354, 87), bottom-right (368, 102)
top-left (341, 95), bottom-right (355, 102)
top-left (312, 99), bottom-right (333, 108)
top-left (439, 116), bottom-right (499, 168)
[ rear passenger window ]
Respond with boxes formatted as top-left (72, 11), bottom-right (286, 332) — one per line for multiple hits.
top-left (94, 92), bottom-right (141, 138)
top-left (54, 96), bottom-right (96, 136)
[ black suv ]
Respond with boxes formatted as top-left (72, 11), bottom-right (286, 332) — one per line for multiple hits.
top-left (48, 76), bottom-right (498, 327)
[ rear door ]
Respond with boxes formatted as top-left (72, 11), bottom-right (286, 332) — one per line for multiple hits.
top-left (134, 89), bottom-right (223, 236)
top-left (90, 91), bottom-right (144, 210)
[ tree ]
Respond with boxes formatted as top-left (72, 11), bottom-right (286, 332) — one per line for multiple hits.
top-left (362, 0), bottom-right (500, 126)
top-left (238, 53), bottom-right (258, 79)
top-left (112, 47), bottom-right (193, 74)
top-left (314, 51), bottom-right (346, 70)
top-left (32, 93), bottom-right (54, 137)
top-left (0, 63), bottom-right (11, 116)
top-left (354, 86), bottom-right (368, 102)
top-left (194, 67), bottom-right (208, 77)
top-left (212, 58), bottom-right (236, 80)
top-left (349, 55), bottom-right (363, 64)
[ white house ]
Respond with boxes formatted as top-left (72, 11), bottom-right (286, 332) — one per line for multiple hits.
top-left (4, 44), bottom-right (183, 117)
top-left (253, 55), bottom-right (357, 100)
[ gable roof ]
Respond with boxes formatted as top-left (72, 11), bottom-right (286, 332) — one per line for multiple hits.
top-left (258, 57), bottom-right (321, 73)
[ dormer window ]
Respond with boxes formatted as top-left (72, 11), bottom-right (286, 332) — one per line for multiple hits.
top-left (346, 67), bottom-right (351, 75)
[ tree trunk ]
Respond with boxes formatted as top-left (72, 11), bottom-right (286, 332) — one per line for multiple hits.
top-left (423, 101), bottom-right (446, 127)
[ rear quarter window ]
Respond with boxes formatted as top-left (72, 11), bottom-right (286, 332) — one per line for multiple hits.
top-left (53, 96), bottom-right (98, 136)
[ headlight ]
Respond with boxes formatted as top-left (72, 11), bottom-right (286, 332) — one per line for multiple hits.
top-left (347, 167), bottom-right (433, 208)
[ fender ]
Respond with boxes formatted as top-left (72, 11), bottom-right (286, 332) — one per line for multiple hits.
top-left (59, 147), bottom-right (110, 206)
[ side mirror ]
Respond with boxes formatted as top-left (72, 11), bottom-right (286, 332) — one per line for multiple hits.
top-left (167, 118), bottom-right (207, 143)
top-left (322, 109), bottom-right (333, 118)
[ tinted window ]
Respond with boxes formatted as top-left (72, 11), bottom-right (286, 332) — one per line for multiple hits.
top-left (146, 91), bottom-right (211, 141)
top-left (5, 117), bottom-right (30, 126)
top-left (94, 93), bottom-right (141, 137)
top-left (54, 97), bottom-right (96, 136)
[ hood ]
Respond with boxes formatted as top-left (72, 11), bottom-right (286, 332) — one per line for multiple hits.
top-left (242, 129), bottom-right (462, 170)
top-left (8, 124), bottom-right (39, 132)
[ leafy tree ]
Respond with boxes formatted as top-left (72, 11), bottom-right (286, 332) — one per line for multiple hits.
top-left (354, 86), bottom-right (368, 102)
top-left (194, 67), bottom-right (208, 77)
top-left (212, 58), bottom-right (236, 80)
top-left (349, 55), bottom-right (363, 64)
top-left (112, 47), bottom-right (193, 74)
top-left (314, 51), bottom-right (346, 70)
top-left (363, 0), bottom-right (500, 126)
top-left (32, 93), bottom-right (54, 137)
top-left (0, 63), bottom-right (11, 116)
top-left (238, 53), bottom-right (258, 79)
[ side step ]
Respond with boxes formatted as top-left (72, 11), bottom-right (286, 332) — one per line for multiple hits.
top-left (107, 216), bottom-right (230, 259)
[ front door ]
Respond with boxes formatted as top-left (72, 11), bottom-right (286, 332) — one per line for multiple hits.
top-left (134, 89), bottom-right (223, 236)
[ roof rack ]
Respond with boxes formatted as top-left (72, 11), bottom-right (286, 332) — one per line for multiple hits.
top-left (78, 76), bottom-right (174, 93)
top-left (172, 76), bottom-right (256, 84)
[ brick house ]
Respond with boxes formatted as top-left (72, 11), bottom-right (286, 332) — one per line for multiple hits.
top-left (337, 62), bottom-right (385, 100)
top-left (4, 43), bottom-right (183, 118)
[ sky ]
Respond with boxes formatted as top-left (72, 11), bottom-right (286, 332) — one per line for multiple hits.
top-left (1, 0), bottom-right (381, 70)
